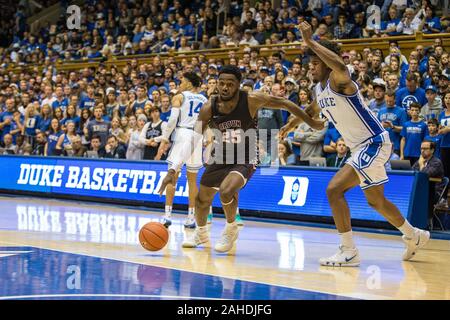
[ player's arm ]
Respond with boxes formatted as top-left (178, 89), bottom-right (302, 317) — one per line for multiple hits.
top-left (154, 94), bottom-right (182, 143)
top-left (298, 21), bottom-right (356, 95)
top-left (400, 137), bottom-right (405, 160)
top-left (249, 91), bottom-right (324, 131)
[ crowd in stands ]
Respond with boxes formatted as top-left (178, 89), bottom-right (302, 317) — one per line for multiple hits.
top-left (0, 0), bottom-right (449, 66)
top-left (0, 0), bottom-right (449, 184)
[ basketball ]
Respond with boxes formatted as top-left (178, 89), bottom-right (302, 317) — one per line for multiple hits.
top-left (139, 222), bottom-right (169, 251)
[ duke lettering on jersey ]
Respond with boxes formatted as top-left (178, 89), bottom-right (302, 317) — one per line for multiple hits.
top-left (318, 97), bottom-right (336, 108)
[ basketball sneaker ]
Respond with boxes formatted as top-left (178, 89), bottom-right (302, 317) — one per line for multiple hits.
top-left (184, 215), bottom-right (196, 229)
top-left (214, 223), bottom-right (239, 253)
top-left (319, 245), bottom-right (360, 267)
top-left (162, 213), bottom-right (172, 227)
top-left (182, 227), bottom-right (209, 248)
top-left (402, 228), bottom-right (430, 261)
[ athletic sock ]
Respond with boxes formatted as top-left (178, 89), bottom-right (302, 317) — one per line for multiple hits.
top-left (197, 225), bottom-right (208, 233)
top-left (188, 207), bottom-right (195, 217)
top-left (398, 220), bottom-right (415, 239)
top-left (340, 230), bottom-right (355, 249)
top-left (165, 205), bottom-right (172, 216)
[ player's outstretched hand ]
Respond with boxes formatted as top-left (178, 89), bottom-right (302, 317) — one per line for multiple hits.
top-left (298, 21), bottom-right (313, 43)
top-left (279, 122), bottom-right (296, 140)
top-left (158, 170), bottom-right (176, 196)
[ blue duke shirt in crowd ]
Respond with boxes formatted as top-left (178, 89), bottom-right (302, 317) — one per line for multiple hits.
top-left (51, 98), bottom-right (69, 112)
top-left (395, 87), bottom-right (427, 112)
top-left (381, 18), bottom-right (401, 36)
top-left (46, 131), bottom-right (63, 156)
top-left (87, 120), bottom-right (111, 147)
top-left (401, 120), bottom-right (428, 158)
top-left (424, 17), bottom-right (442, 34)
top-left (79, 95), bottom-right (96, 110)
top-left (0, 111), bottom-right (14, 140)
top-left (24, 114), bottom-right (41, 137)
top-left (439, 112), bottom-right (450, 149)
top-left (37, 117), bottom-right (52, 133)
top-left (323, 122), bottom-right (341, 158)
top-left (377, 105), bottom-right (408, 152)
top-left (60, 116), bottom-right (80, 130)
top-left (160, 109), bottom-right (171, 122)
top-left (424, 134), bottom-right (442, 158)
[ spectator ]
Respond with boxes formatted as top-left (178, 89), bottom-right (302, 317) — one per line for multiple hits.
top-left (240, 30), bottom-right (259, 46)
top-left (412, 140), bottom-right (445, 213)
top-left (274, 140), bottom-right (296, 166)
top-left (326, 138), bottom-right (350, 168)
top-left (257, 140), bottom-right (271, 165)
top-left (323, 121), bottom-right (341, 158)
top-left (61, 104), bottom-right (80, 131)
top-left (126, 114), bottom-right (147, 161)
top-left (0, 98), bottom-right (15, 141)
top-left (23, 103), bottom-right (39, 146)
top-left (64, 136), bottom-right (86, 157)
top-left (333, 12), bottom-right (354, 39)
top-left (36, 104), bottom-right (52, 135)
top-left (381, 5), bottom-right (402, 36)
top-left (396, 73), bottom-right (427, 113)
top-left (2, 133), bottom-right (16, 154)
top-left (401, 103), bottom-right (429, 165)
top-left (421, 85), bottom-right (443, 120)
top-left (257, 83), bottom-right (284, 156)
top-left (86, 105), bottom-right (111, 147)
top-left (369, 81), bottom-right (387, 115)
top-left (104, 135), bottom-right (126, 159)
top-left (55, 121), bottom-right (79, 156)
top-left (141, 106), bottom-right (167, 160)
top-left (378, 90), bottom-right (408, 155)
top-left (425, 118), bottom-right (443, 159)
top-left (422, 6), bottom-right (442, 34)
top-left (32, 131), bottom-right (46, 156)
top-left (160, 95), bottom-right (172, 122)
top-left (85, 134), bottom-right (105, 158)
top-left (292, 119), bottom-right (327, 162)
top-left (45, 118), bottom-right (63, 156)
top-left (396, 7), bottom-right (426, 35)
top-left (438, 92), bottom-right (450, 182)
top-left (109, 117), bottom-right (127, 145)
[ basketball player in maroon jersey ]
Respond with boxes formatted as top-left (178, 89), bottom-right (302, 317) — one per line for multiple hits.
top-left (159, 65), bottom-right (323, 253)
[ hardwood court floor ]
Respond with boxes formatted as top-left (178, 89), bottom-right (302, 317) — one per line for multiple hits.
top-left (0, 196), bottom-right (449, 300)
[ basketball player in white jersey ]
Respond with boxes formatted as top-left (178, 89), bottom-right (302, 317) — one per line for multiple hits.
top-left (156, 72), bottom-right (207, 228)
top-left (281, 22), bottom-right (430, 267)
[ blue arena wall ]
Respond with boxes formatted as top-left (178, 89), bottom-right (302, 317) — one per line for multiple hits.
top-left (0, 155), bottom-right (428, 229)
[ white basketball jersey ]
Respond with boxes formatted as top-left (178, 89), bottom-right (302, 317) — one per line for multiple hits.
top-left (315, 80), bottom-right (385, 149)
top-left (315, 80), bottom-right (386, 150)
top-left (177, 91), bottom-right (208, 129)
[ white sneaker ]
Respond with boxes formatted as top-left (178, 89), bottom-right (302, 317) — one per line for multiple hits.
top-left (162, 213), bottom-right (172, 227)
top-left (182, 228), bottom-right (209, 248)
top-left (319, 245), bottom-right (360, 267)
top-left (183, 215), bottom-right (196, 229)
top-left (214, 223), bottom-right (239, 253)
top-left (402, 228), bottom-right (430, 261)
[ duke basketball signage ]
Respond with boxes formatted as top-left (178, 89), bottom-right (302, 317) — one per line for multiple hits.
top-left (0, 155), bottom-right (421, 226)
top-left (278, 177), bottom-right (309, 207)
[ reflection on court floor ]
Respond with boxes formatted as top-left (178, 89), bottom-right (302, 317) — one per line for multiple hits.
top-left (0, 196), bottom-right (449, 300)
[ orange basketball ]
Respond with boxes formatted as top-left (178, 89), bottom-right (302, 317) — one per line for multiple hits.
top-left (139, 222), bottom-right (169, 251)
